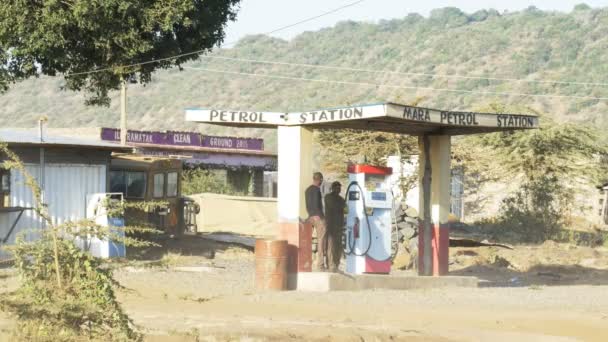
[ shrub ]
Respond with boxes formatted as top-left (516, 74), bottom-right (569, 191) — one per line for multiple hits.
top-left (0, 142), bottom-right (156, 341)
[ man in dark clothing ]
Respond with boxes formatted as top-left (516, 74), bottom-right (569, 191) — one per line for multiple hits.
top-left (324, 181), bottom-right (346, 272)
top-left (305, 172), bottom-right (327, 270)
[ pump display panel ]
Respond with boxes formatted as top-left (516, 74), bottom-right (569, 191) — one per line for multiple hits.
top-left (371, 191), bottom-right (386, 201)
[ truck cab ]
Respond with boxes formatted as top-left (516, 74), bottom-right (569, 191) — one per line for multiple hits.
top-left (110, 154), bottom-right (184, 235)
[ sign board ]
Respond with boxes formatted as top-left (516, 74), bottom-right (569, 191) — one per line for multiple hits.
top-left (286, 104), bottom-right (387, 125)
top-left (100, 128), bottom-right (264, 151)
top-left (101, 128), bottom-right (202, 146)
top-left (184, 103), bottom-right (540, 134)
top-left (387, 104), bottom-right (538, 129)
top-left (202, 136), bottom-right (264, 151)
top-left (185, 108), bottom-right (286, 126)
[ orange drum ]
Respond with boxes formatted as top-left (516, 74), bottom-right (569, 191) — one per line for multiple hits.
top-left (255, 239), bottom-right (288, 291)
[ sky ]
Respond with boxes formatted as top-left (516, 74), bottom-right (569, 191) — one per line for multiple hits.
top-left (223, 0), bottom-right (608, 44)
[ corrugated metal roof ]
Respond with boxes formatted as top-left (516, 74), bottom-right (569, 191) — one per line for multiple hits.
top-left (0, 129), bottom-right (132, 151)
top-left (131, 142), bottom-right (277, 156)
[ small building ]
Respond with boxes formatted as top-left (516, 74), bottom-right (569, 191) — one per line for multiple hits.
top-left (100, 128), bottom-right (277, 197)
top-left (0, 129), bottom-right (131, 259)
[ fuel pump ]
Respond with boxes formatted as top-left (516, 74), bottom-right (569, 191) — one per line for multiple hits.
top-left (344, 164), bottom-right (395, 274)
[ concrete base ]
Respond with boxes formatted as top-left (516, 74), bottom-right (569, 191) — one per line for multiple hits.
top-left (294, 272), bottom-right (478, 292)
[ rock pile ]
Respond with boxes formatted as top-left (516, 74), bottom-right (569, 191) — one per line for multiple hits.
top-left (392, 203), bottom-right (420, 270)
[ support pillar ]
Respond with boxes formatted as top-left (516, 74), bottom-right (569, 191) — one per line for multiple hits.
top-left (276, 126), bottom-right (313, 288)
top-left (418, 135), bottom-right (451, 276)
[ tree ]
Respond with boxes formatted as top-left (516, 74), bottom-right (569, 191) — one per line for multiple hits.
top-left (317, 129), bottom-right (417, 176)
top-left (573, 3), bottom-right (592, 11)
top-left (0, 0), bottom-right (241, 105)
top-left (454, 103), bottom-right (608, 241)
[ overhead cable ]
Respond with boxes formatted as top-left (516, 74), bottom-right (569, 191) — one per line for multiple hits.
top-left (181, 66), bottom-right (608, 101)
top-left (197, 55), bottom-right (608, 88)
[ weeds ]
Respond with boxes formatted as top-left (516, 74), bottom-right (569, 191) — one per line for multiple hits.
top-left (0, 143), bottom-right (159, 341)
top-left (159, 251), bottom-right (185, 267)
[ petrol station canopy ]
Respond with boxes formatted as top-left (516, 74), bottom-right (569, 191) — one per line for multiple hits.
top-left (185, 102), bottom-right (539, 135)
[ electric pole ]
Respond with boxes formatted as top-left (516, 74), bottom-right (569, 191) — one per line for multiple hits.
top-left (120, 76), bottom-right (127, 146)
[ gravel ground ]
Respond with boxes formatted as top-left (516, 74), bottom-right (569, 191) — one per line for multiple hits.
top-left (2, 236), bottom-right (608, 341)
top-left (111, 238), bottom-right (608, 341)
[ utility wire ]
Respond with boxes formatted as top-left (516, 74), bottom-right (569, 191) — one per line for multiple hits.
top-left (65, 0), bottom-right (365, 77)
top-left (181, 66), bottom-right (608, 101)
top-left (196, 55), bottom-right (608, 88)
top-left (255, 0), bottom-right (365, 38)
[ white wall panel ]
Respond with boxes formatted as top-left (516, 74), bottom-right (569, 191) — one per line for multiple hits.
top-left (0, 163), bottom-right (106, 259)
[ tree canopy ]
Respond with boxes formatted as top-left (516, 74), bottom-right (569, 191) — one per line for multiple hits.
top-left (0, 0), bottom-right (241, 105)
top-left (453, 103), bottom-right (608, 240)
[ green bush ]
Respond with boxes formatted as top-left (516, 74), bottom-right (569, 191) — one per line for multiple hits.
top-left (181, 168), bottom-right (236, 195)
top-left (1, 233), bottom-right (138, 341)
top-left (494, 175), bottom-right (570, 242)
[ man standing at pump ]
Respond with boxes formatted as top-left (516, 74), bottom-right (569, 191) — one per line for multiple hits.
top-left (305, 172), bottom-right (327, 271)
top-left (324, 181), bottom-right (346, 272)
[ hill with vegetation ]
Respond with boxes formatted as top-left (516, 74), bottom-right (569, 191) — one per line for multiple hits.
top-left (1, 5), bottom-right (607, 151)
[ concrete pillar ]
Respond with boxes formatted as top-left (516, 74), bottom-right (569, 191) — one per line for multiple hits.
top-left (276, 126), bottom-right (313, 288)
top-left (277, 126), bottom-right (313, 222)
top-left (418, 135), bottom-right (451, 276)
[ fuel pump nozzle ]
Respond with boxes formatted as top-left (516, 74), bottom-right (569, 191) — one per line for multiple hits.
top-left (344, 181), bottom-right (373, 257)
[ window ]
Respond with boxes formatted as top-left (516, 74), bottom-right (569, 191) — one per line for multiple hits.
top-left (1, 169), bottom-right (9, 192)
top-left (110, 171), bottom-right (126, 194)
top-left (127, 172), bottom-right (146, 198)
top-left (0, 169), bottom-right (10, 208)
top-left (153, 173), bottom-right (165, 198)
top-left (167, 172), bottom-right (178, 197)
top-left (110, 170), bottom-right (146, 198)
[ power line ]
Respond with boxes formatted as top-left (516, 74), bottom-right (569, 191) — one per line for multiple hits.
top-left (196, 55), bottom-right (608, 88)
top-left (65, 0), bottom-right (365, 77)
top-left (257, 0), bottom-right (365, 38)
top-left (181, 66), bottom-right (608, 101)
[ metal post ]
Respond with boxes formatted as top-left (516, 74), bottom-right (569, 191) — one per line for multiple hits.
top-left (120, 77), bottom-right (127, 146)
top-left (421, 134), bottom-right (432, 276)
top-left (39, 147), bottom-right (45, 204)
top-left (38, 118), bottom-right (46, 205)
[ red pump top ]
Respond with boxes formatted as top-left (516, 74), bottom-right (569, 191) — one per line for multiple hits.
top-left (347, 164), bottom-right (393, 175)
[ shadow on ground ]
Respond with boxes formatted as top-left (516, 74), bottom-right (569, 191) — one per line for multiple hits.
top-left (126, 233), bottom-right (253, 262)
top-left (452, 222), bottom-right (608, 247)
top-left (452, 263), bottom-right (608, 287)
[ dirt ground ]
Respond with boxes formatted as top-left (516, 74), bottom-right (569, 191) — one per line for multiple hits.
top-left (1, 235), bottom-right (608, 341)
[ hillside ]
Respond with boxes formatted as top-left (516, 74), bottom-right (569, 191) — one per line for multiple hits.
top-left (1, 5), bottom-right (607, 151)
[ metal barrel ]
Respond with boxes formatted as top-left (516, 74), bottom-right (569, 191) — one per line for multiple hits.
top-left (255, 239), bottom-right (288, 291)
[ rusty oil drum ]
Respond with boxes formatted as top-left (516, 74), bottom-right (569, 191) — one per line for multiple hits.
top-left (255, 239), bottom-right (288, 290)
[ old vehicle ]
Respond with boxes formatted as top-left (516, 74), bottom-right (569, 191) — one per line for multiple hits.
top-left (110, 154), bottom-right (185, 235)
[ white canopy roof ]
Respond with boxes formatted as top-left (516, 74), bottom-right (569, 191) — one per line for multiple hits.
top-left (185, 102), bottom-right (538, 135)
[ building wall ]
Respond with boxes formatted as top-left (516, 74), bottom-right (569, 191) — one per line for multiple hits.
top-left (8, 146), bottom-right (112, 165)
top-left (0, 163), bottom-right (107, 259)
top-left (188, 193), bottom-right (277, 236)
